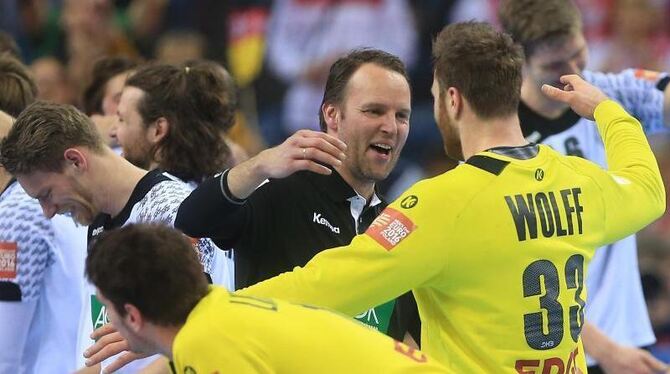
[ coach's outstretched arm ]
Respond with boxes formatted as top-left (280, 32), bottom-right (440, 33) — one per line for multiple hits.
top-left (543, 74), bottom-right (666, 242)
top-left (175, 130), bottom-right (346, 239)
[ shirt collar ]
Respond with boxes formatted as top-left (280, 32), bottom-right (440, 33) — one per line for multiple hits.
top-left (305, 169), bottom-right (383, 206)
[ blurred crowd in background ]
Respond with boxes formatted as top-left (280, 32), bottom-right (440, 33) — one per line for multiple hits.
top-left (3, 0), bottom-right (670, 359)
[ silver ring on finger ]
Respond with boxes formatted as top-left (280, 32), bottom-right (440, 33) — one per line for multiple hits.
top-left (302, 147), bottom-right (307, 159)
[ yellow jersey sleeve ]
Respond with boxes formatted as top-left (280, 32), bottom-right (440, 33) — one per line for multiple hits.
top-left (237, 182), bottom-right (448, 317)
top-left (591, 100), bottom-right (665, 243)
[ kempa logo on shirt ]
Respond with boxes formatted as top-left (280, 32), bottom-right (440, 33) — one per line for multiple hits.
top-left (313, 212), bottom-right (340, 234)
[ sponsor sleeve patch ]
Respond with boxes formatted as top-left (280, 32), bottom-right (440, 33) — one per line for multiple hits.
top-left (0, 242), bottom-right (17, 278)
top-left (366, 207), bottom-right (416, 251)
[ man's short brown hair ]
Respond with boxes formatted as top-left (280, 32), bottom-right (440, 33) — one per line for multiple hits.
top-left (433, 21), bottom-right (523, 119)
top-left (0, 54), bottom-right (37, 117)
top-left (498, 0), bottom-right (582, 58)
top-left (0, 101), bottom-right (104, 175)
top-left (319, 48), bottom-right (410, 132)
top-left (86, 224), bottom-right (209, 326)
top-left (82, 56), bottom-right (139, 116)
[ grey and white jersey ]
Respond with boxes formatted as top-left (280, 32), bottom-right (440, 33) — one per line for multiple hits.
top-left (0, 181), bottom-right (85, 374)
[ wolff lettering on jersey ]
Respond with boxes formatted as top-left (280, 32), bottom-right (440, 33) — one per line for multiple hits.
top-left (505, 188), bottom-right (584, 241)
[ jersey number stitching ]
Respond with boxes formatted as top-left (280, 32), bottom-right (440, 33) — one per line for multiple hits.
top-left (522, 255), bottom-right (585, 350)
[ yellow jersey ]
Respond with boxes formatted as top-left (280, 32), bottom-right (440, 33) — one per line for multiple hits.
top-left (238, 101), bottom-right (665, 373)
top-left (171, 286), bottom-right (448, 373)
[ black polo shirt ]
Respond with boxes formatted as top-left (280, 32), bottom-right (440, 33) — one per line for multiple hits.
top-left (176, 169), bottom-right (419, 340)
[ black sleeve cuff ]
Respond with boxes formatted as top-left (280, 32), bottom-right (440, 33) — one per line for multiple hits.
top-left (656, 76), bottom-right (670, 91)
top-left (219, 169), bottom-right (246, 205)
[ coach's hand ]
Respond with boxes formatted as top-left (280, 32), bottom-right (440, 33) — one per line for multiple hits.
top-left (84, 324), bottom-right (147, 373)
top-left (228, 129), bottom-right (347, 199)
top-left (541, 74), bottom-right (609, 121)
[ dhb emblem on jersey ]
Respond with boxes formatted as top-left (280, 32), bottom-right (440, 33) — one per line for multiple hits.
top-left (400, 195), bottom-right (418, 209)
top-left (367, 207), bottom-right (416, 251)
top-left (0, 242), bottom-right (17, 278)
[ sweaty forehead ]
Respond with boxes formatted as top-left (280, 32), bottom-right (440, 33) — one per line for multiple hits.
top-left (344, 64), bottom-right (411, 106)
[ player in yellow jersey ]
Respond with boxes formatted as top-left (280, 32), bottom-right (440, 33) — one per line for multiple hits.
top-left (84, 223), bottom-right (448, 374)
top-left (236, 22), bottom-right (666, 373)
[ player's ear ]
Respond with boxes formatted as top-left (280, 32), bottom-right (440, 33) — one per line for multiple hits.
top-left (446, 87), bottom-right (463, 119)
top-left (124, 303), bottom-right (144, 332)
top-left (63, 148), bottom-right (88, 172)
top-left (322, 103), bottom-right (340, 135)
top-left (148, 117), bottom-right (170, 145)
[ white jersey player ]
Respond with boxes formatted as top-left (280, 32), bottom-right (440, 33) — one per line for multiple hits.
top-left (0, 180), bottom-right (87, 374)
top-left (76, 169), bottom-right (232, 372)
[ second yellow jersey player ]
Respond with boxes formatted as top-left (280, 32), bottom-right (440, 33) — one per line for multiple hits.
top-left (172, 286), bottom-right (448, 373)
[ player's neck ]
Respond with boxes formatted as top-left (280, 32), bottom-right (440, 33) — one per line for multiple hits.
top-left (521, 79), bottom-right (570, 119)
top-left (152, 325), bottom-right (183, 359)
top-left (92, 150), bottom-right (149, 217)
top-left (335, 165), bottom-right (375, 202)
top-left (0, 169), bottom-right (11, 192)
top-left (460, 113), bottom-right (528, 160)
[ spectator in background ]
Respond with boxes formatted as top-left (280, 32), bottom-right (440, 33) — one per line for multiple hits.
top-left (30, 56), bottom-right (75, 105)
top-left (60, 0), bottom-right (137, 96)
top-left (262, 0), bottom-right (417, 144)
top-left (0, 55), bottom-right (37, 117)
top-left (588, 0), bottom-right (670, 72)
top-left (0, 31), bottom-right (21, 59)
top-left (154, 31), bottom-right (206, 65)
top-left (82, 56), bottom-right (140, 148)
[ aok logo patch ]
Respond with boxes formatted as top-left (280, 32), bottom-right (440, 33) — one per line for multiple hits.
top-left (367, 207), bottom-right (416, 250)
top-left (0, 242), bottom-right (17, 278)
top-left (91, 295), bottom-right (109, 331)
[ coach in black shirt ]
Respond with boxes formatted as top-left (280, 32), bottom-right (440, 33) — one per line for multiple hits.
top-left (176, 49), bottom-right (419, 342)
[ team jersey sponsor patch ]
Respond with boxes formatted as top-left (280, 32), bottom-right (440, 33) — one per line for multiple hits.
top-left (634, 69), bottom-right (661, 82)
top-left (366, 207), bottom-right (416, 251)
top-left (0, 242), bottom-right (17, 278)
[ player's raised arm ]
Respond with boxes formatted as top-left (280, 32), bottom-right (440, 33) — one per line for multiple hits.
top-left (543, 74), bottom-right (666, 243)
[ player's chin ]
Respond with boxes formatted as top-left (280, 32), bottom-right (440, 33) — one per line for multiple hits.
top-left (72, 211), bottom-right (95, 226)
